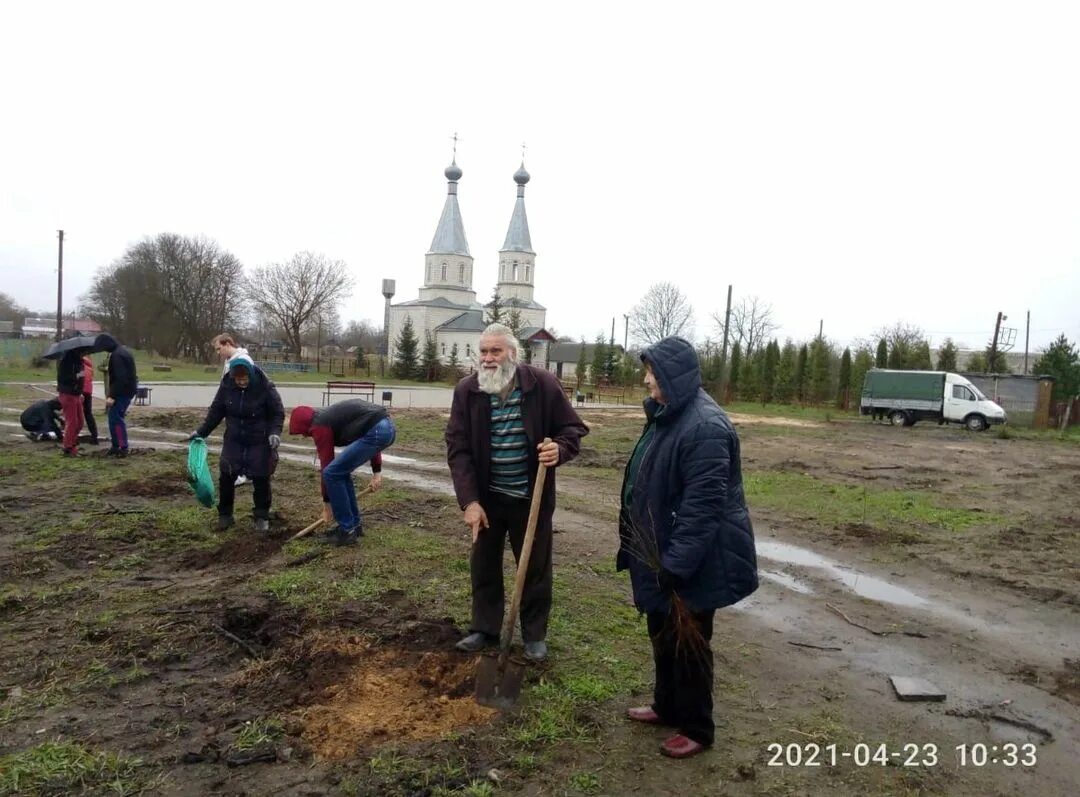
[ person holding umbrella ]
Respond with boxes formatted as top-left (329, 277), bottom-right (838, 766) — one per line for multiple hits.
top-left (56, 348), bottom-right (85, 456)
top-left (41, 335), bottom-right (95, 456)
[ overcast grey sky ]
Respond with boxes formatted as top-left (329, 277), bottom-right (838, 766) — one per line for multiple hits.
top-left (2, 1), bottom-right (1077, 352)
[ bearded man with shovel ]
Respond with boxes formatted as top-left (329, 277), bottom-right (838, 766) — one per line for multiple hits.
top-left (445, 323), bottom-right (588, 664)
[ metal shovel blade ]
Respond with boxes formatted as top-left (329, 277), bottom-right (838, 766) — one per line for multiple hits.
top-left (475, 653), bottom-right (526, 709)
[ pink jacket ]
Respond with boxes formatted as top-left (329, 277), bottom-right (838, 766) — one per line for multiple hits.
top-left (82, 356), bottom-right (94, 396)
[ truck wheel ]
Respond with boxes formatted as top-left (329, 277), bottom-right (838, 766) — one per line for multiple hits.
top-left (889, 411), bottom-right (908, 427)
top-left (964, 414), bottom-right (987, 432)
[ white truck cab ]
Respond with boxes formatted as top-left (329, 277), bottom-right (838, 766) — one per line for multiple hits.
top-left (942, 373), bottom-right (1008, 430)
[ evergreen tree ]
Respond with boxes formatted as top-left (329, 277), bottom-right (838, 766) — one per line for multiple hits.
top-left (447, 342), bottom-right (462, 381)
top-left (420, 331), bottom-right (441, 382)
top-left (851, 348), bottom-right (874, 405)
top-left (591, 333), bottom-right (609, 384)
top-left (775, 340), bottom-right (797, 403)
top-left (936, 338), bottom-right (959, 371)
top-left (728, 342), bottom-right (742, 401)
top-left (837, 348), bottom-right (852, 409)
top-left (966, 351), bottom-right (989, 372)
top-left (484, 288), bottom-right (504, 325)
top-left (741, 347), bottom-right (763, 403)
top-left (506, 306), bottom-right (525, 339)
top-left (794, 343), bottom-right (809, 402)
top-left (875, 338), bottom-right (888, 368)
top-left (575, 338), bottom-right (588, 388)
top-left (912, 341), bottom-right (933, 370)
top-left (393, 316), bottom-right (419, 379)
top-left (1032, 334), bottom-right (1080, 400)
top-left (886, 339), bottom-right (906, 369)
top-left (761, 340), bottom-right (780, 404)
top-left (807, 337), bottom-right (832, 404)
top-left (986, 347), bottom-right (1010, 374)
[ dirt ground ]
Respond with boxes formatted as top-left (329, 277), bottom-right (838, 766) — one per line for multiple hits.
top-left (1, 394), bottom-right (1078, 796)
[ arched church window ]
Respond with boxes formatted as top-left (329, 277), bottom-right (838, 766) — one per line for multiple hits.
top-left (466, 343), bottom-right (472, 357)
top-left (441, 343), bottom-right (446, 355)
top-left (525, 265), bottom-right (530, 282)
top-left (441, 263), bottom-right (447, 281)
top-left (459, 263), bottom-right (465, 283)
top-left (513, 261), bottom-right (518, 281)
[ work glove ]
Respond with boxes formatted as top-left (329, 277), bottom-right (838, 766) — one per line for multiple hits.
top-left (268, 434), bottom-right (281, 450)
top-left (185, 431), bottom-right (200, 442)
top-left (657, 568), bottom-right (683, 595)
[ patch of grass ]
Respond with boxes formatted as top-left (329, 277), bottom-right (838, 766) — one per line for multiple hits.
top-left (233, 717), bottom-right (283, 751)
top-left (258, 565), bottom-right (381, 611)
top-left (569, 771), bottom-right (602, 794)
top-left (0, 741), bottom-right (150, 797)
top-left (744, 471), bottom-right (1000, 535)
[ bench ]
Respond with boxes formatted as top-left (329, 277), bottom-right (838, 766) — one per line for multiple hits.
top-left (262, 362), bottom-right (311, 373)
top-left (134, 385), bottom-right (153, 406)
top-left (323, 380), bottom-right (376, 405)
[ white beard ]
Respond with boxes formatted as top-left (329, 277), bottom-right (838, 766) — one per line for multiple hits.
top-left (478, 360), bottom-right (517, 395)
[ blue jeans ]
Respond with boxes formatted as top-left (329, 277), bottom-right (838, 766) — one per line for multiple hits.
top-left (107, 394), bottom-right (133, 451)
top-left (323, 417), bottom-right (395, 531)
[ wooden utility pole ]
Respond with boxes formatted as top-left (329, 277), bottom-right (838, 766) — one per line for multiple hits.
top-left (989, 311), bottom-right (1004, 372)
top-left (55, 230), bottom-right (64, 341)
top-left (622, 314), bottom-right (629, 351)
top-left (1023, 310), bottom-right (1031, 375)
top-left (819, 319), bottom-right (824, 339)
top-left (719, 284), bottom-right (733, 391)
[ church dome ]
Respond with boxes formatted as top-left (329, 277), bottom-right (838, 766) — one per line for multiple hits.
top-left (445, 161), bottom-right (463, 181)
top-left (513, 163), bottom-right (530, 185)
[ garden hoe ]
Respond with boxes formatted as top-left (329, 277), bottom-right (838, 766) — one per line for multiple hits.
top-left (475, 439), bottom-right (551, 709)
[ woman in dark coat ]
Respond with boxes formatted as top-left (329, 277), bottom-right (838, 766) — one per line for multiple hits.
top-left (617, 336), bottom-right (758, 759)
top-left (190, 355), bottom-right (284, 533)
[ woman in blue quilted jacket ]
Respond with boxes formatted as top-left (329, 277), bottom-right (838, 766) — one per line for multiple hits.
top-left (617, 336), bottom-right (759, 759)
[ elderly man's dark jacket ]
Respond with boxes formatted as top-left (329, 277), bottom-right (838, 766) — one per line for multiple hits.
top-left (617, 336), bottom-right (758, 613)
top-left (445, 363), bottom-right (589, 517)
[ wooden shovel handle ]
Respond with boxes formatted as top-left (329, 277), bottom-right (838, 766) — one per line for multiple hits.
top-left (498, 437), bottom-right (552, 664)
top-left (286, 482), bottom-right (376, 542)
top-left (289, 518), bottom-right (327, 541)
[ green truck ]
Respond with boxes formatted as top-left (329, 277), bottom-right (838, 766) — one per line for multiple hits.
top-left (860, 369), bottom-right (1007, 431)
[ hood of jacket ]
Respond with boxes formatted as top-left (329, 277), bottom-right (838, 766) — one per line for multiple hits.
top-left (639, 336), bottom-right (702, 417)
top-left (225, 353), bottom-right (261, 387)
top-left (288, 404), bottom-right (315, 436)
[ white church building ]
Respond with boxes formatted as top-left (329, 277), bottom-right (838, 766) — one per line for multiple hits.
top-left (386, 159), bottom-right (554, 368)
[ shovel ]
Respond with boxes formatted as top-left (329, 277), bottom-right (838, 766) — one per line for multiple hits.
top-left (475, 438), bottom-right (552, 709)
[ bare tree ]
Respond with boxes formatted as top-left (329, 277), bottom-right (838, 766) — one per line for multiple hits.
top-left (629, 282), bottom-right (694, 345)
top-left (246, 252), bottom-right (354, 358)
top-left (82, 233), bottom-right (244, 359)
top-left (712, 296), bottom-right (777, 359)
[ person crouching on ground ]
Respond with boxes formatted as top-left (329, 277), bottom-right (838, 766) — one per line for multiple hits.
top-left (56, 349), bottom-right (85, 457)
top-left (188, 355), bottom-right (284, 533)
top-left (20, 398), bottom-right (64, 442)
top-left (445, 323), bottom-right (588, 663)
top-left (618, 336), bottom-right (758, 760)
top-left (288, 399), bottom-right (395, 546)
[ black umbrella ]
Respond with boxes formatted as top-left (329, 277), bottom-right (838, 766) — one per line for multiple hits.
top-left (41, 335), bottom-right (97, 360)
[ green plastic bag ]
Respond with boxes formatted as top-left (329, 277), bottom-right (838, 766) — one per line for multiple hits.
top-left (187, 438), bottom-right (215, 508)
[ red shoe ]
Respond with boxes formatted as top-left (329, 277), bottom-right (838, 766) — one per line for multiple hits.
top-left (626, 706), bottom-right (665, 725)
top-left (660, 734), bottom-right (706, 759)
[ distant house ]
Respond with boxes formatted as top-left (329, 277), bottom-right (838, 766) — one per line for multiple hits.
top-left (544, 342), bottom-right (625, 382)
top-left (21, 317), bottom-right (102, 339)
